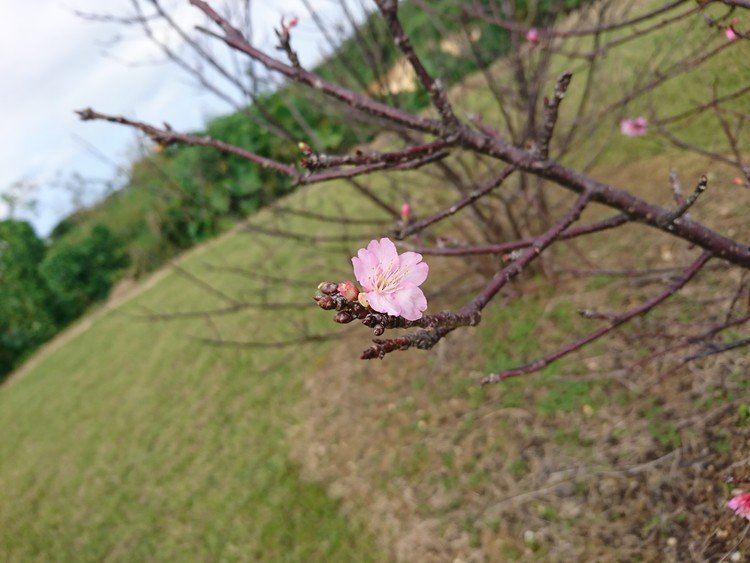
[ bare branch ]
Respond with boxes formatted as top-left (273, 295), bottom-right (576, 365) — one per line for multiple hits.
top-left (482, 251), bottom-right (712, 384)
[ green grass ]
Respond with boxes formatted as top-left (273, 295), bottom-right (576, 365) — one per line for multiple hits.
top-left (0, 182), bottom-right (387, 562)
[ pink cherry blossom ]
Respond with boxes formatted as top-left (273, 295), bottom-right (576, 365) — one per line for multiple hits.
top-left (351, 237), bottom-right (428, 321)
top-left (620, 117), bottom-right (649, 137)
top-left (728, 492), bottom-right (750, 520)
top-left (726, 26), bottom-right (738, 41)
top-left (526, 27), bottom-right (540, 45)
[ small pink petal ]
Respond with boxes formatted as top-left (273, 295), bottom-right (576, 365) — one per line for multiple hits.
top-left (367, 238), bottom-right (398, 265)
top-left (526, 27), bottom-right (540, 44)
top-left (352, 256), bottom-right (366, 286)
top-left (366, 291), bottom-right (400, 317)
top-left (391, 285), bottom-right (428, 321)
top-left (726, 27), bottom-right (738, 41)
top-left (352, 249), bottom-right (377, 290)
top-left (397, 251), bottom-right (429, 286)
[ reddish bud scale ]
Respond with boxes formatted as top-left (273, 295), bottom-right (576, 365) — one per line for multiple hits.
top-left (400, 202), bottom-right (411, 222)
top-left (337, 280), bottom-right (360, 301)
top-left (316, 295), bottom-right (336, 310)
top-left (334, 311), bottom-right (354, 323)
top-left (318, 281), bottom-right (338, 295)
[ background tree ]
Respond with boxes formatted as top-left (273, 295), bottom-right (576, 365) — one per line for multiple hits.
top-left (39, 224), bottom-right (130, 324)
top-left (0, 220), bottom-right (57, 377)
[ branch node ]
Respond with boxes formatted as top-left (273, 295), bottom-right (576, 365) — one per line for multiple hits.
top-left (536, 71), bottom-right (573, 159)
top-left (658, 174), bottom-right (708, 227)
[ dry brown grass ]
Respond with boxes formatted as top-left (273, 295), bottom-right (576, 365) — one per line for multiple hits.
top-left (291, 153), bottom-right (750, 561)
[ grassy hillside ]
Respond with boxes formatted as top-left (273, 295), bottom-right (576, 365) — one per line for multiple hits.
top-left (0, 181), bottom-right (389, 561)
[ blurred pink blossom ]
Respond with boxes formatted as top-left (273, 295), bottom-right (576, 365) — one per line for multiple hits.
top-left (728, 492), bottom-right (750, 520)
top-left (620, 117), bottom-right (649, 137)
top-left (526, 27), bottom-right (540, 45)
top-left (400, 202), bottom-right (411, 222)
top-left (351, 238), bottom-right (428, 321)
top-left (725, 26), bottom-right (738, 41)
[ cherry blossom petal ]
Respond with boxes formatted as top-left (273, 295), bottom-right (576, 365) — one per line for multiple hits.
top-left (353, 247), bottom-right (380, 289)
top-left (398, 251), bottom-right (429, 286)
top-left (366, 290), bottom-right (400, 316)
top-left (368, 237), bottom-right (399, 265)
top-left (390, 284), bottom-right (427, 321)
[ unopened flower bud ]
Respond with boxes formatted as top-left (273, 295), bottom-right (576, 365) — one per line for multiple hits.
top-left (358, 292), bottom-right (369, 308)
top-left (298, 141), bottom-right (312, 155)
top-left (333, 311), bottom-right (353, 324)
top-left (318, 281), bottom-right (338, 295)
top-left (373, 325), bottom-right (384, 336)
top-left (287, 16), bottom-right (299, 28)
top-left (316, 295), bottom-right (336, 310)
top-left (337, 280), bottom-right (359, 301)
top-left (400, 202), bottom-right (411, 223)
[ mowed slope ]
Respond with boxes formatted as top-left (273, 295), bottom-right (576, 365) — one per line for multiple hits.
top-left (0, 181), bottom-right (388, 562)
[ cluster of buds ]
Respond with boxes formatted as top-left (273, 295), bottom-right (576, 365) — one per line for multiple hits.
top-left (315, 280), bottom-right (411, 336)
top-left (315, 280), bottom-right (370, 324)
top-left (298, 142), bottom-right (321, 170)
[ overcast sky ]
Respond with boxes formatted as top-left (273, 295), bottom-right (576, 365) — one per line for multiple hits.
top-left (0, 0), bottom-right (361, 235)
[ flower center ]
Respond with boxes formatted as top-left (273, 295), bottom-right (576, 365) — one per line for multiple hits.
top-left (373, 260), bottom-right (405, 292)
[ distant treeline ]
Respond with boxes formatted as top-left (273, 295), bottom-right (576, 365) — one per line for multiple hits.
top-left (0, 220), bottom-right (129, 376)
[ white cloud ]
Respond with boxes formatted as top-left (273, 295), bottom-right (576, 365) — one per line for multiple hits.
top-left (0, 0), bottom-right (366, 234)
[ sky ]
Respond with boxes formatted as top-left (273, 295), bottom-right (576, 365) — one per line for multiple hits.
top-left (0, 0), bottom-right (362, 235)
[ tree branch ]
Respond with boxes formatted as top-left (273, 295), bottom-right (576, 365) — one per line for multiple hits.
top-left (481, 251), bottom-right (712, 384)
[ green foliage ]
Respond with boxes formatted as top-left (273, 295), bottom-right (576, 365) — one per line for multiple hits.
top-left (39, 225), bottom-right (129, 324)
top-left (0, 220), bottom-right (58, 378)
